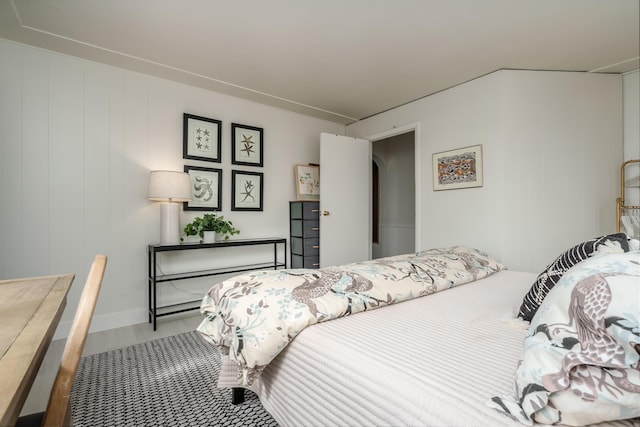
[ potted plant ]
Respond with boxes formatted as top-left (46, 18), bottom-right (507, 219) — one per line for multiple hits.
top-left (181, 213), bottom-right (240, 243)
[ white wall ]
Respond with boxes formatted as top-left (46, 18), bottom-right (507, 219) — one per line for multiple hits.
top-left (498, 71), bottom-right (622, 270)
top-left (347, 70), bottom-right (624, 273)
top-left (1, 38), bottom-right (636, 334)
top-left (624, 71), bottom-right (640, 159)
top-left (0, 40), bottom-right (345, 335)
top-left (623, 71), bottom-right (639, 207)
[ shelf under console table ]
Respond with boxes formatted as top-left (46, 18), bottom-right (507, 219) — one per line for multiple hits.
top-left (147, 237), bottom-right (287, 330)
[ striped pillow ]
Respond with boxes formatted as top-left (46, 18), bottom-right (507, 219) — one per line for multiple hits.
top-left (517, 233), bottom-right (629, 321)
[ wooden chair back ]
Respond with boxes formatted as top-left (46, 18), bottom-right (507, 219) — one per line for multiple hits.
top-left (42, 254), bottom-right (107, 426)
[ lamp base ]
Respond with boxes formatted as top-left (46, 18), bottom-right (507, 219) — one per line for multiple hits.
top-left (159, 202), bottom-right (181, 245)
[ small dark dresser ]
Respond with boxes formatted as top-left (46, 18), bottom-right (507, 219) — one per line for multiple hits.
top-left (289, 201), bottom-right (320, 268)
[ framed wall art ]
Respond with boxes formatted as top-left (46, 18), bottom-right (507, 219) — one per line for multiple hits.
top-left (183, 165), bottom-right (222, 211)
top-left (231, 123), bottom-right (263, 167)
top-left (295, 164), bottom-right (320, 201)
top-left (231, 170), bottom-right (263, 211)
top-left (432, 144), bottom-right (483, 191)
top-left (183, 113), bottom-right (222, 163)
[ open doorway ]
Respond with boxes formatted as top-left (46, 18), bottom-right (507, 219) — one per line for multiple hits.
top-left (371, 131), bottom-right (415, 259)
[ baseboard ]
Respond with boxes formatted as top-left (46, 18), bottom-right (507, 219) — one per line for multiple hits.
top-left (53, 307), bottom-right (148, 340)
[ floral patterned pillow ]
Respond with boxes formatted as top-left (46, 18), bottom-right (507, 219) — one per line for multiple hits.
top-left (490, 251), bottom-right (640, 425)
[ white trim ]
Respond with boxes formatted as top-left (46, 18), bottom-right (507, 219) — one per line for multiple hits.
top-left (53, 308), bottom-right (148, 340)
top-left (367, 122), bottom-right (419, 142)
top-left (589, 57), bottom-right (639, 73)
top-left (366, 122), bottom-right (422, 251)
top-left (379, 223), bottom-right (416, 230)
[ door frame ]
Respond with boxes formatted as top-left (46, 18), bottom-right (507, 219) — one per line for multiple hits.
top-left (366, 122), bottom-right (421, 252)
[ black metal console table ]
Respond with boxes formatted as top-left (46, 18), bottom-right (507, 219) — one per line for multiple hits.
top-left (147, 237), bottom-right (287, 330)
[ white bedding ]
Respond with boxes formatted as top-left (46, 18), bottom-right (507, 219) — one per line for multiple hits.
top-left (198, 246), bottom-right (505, 385)
top-left (219, 270), bottom-right (639, 427)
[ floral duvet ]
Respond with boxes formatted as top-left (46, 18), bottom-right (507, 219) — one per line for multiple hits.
top-left (488, 251), bottom-right (640, 426)
top-left (197, 245), bottom-right (505, 385)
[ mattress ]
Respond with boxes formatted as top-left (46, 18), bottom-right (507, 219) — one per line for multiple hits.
top-left (219, 270), bottom-right (639, 427)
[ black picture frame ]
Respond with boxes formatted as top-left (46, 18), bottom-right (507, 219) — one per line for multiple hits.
top-left (231, 123), bottom-right (264, 167)
top-left (183, 113), bottom-right (222, 163)
top-left (183, 165), bottom-right (222, 211)
top-left (231, 170), bottom-right (263, 211)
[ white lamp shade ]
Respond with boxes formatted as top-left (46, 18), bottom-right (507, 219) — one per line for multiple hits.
top-left (147, 170), bottom-right (193, 202)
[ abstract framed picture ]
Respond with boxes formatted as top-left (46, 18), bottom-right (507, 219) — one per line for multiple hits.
top-left (432, 144), bottom-right (483, 191)
top-left (183, 165), bottom-right (222, 211)
top-left (231, 170), bottom-right (263, 211)
top-left (231, 123), bottom-right (263, 167)
top-left (183, 113), bottom-right (222, 163)
top-left (295, 164), bottom-right (320, 201)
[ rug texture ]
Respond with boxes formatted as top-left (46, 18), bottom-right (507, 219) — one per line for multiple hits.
top-left (71, 330), bottom-right (279, 427)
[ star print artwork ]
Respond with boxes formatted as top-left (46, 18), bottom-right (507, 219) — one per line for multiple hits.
top-left (184, 114), bottom-right (221, 162)
top-left (232, 170), bottom-right (263, 211)
top-left (240, 134), bottom-right (255, 157)
top-left (235, 175), bottom-right (259, 207)
top-left (184, 166), bottom-right (222, 211)
top-left (193, 174), bottom-right (214, 201)
top-left (232, 123), bottom-right (263, 167)
top-left (192, 126), bottom-right (213, 153)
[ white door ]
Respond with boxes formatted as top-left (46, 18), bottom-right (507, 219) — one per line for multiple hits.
top-left (319, 133), bottom-right (371, 267)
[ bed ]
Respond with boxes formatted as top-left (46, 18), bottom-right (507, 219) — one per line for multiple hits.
top-left (197, 240), bottom-right (640, 427)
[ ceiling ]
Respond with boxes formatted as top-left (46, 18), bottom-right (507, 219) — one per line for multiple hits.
top-left (0, 0), bottom-right (638, 125)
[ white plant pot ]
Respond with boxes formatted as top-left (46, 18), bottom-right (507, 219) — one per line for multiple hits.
top-left (182, 234), bottom-right (200, 244)
top-left (203, 231), bottom-right (216, 243)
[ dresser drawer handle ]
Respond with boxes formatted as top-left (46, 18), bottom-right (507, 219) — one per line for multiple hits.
top-left (312, 227), bottom-right (320, 231)
top-left (312, 263), bottom-right (320, 267)
top-left (311, 209), bottom-right (320, 212)
top-left (312, 245), bottom-right (320, 249)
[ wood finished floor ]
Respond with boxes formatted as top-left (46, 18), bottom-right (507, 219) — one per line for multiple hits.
top-left (21, 312), bottom-right (203, 417)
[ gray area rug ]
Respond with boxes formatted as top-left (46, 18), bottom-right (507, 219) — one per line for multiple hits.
top-left (71, 331), bottom-right (279, 427)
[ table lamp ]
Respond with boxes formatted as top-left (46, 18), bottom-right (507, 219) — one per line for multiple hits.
top-left (147, 170), bottom-right (193, 245)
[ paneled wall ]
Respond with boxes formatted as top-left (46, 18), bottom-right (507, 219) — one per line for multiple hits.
top-left (0, 40), bottom-right (345, 335)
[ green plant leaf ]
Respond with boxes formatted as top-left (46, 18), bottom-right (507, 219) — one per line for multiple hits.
top-left (181, 213), bottom-right (240, 242)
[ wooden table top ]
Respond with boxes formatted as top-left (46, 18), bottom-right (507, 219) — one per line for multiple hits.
top-left (0, 274), bottom-right (74, 427)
